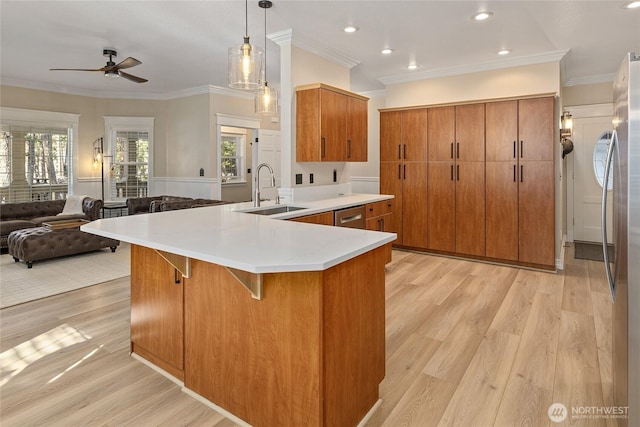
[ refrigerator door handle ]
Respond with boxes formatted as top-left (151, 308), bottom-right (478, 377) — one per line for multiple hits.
top-left (602, 129), bottom-right (617, 302)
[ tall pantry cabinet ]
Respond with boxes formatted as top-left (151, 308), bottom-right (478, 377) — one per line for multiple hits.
top-left (485, 96), bottom-right (555, 267)
top-left (427, 104), bottom-right (485, 256)
top-left (381, 95), bottom-right (555, 269)
top-left (380, 109), bottom-right (428, 249)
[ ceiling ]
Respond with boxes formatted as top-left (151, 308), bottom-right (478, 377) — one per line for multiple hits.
top-left (1, 1), bottom-right (638, 98)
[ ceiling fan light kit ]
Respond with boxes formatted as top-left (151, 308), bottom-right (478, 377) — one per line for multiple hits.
top-left (228, 0), bottom-right (263, 90)
top-left (49, 48), bottom-right (148, 83)
top-left (255, 0), bottom-right (278, 115)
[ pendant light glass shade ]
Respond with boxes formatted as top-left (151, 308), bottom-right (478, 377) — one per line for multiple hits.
top-left (255, 0), bottom-right (277, 115)
top-left (228, 0), bottom-right (263, 90)
top-left (255, 82), bottom-right (278, 114)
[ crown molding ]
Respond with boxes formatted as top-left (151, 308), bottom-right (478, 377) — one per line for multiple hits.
top-left (563, 73), bottom-right (615, 86)
top-left (269, 29), bottom-right (293, 46)
top-left (1, 77), bottom-right (99, 98)
top-left (269, 28), bottom-right (360, 69)
top-left (359, 89), bottom-right (386, 98)
top-left (379, 49), bottom-right (570, 86)
top-left (1, 78), bottom-right (255, 101)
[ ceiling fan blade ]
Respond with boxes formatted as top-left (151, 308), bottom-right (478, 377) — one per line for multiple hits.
top-left (115, 57), bottom-right (142, 70)
top-left (50, 67), bottom-right (106, 72)
top-left (118, 70), bottom-right (148, 83)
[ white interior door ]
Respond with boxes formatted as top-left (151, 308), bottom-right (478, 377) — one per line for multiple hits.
top-left (256, 129), bottom-right (281, 201)
top-left (572, 116), bottom-right (613, 243)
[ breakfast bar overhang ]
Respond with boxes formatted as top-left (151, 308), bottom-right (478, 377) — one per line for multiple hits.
top-left (82, 197), bottom-right (396, 427)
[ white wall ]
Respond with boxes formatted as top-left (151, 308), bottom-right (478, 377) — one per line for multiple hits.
top-left (350, 92), bottom-right (385, 194)
top-left (384, 62), bottom-right (560, 108)
top-left (280, 45), bottom-right (352, 192)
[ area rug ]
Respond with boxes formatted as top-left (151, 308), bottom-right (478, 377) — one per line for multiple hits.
top-left (574, 241), bottom-right (614, 262)
top-left (0, 243), bottom-right (130, 309)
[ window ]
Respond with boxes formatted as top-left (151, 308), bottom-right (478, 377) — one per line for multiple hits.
top-left (0, 124), bottom-right (71, 202)
top-left (593, 130), bottom-right (613, 190)
top-left (1, 108), bottom-right (78, 203)
top-left (111, 131), bottom-right (149, 198)
top-left (104, 117), bottom-right (153, 200)
top-left (221, 130), bottom-right (246, 183)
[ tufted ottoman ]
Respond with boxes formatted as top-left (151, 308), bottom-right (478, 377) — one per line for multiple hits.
top-left (7, 227), bottom-right (120, 268)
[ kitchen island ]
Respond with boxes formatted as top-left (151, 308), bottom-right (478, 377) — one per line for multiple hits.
top-left (82, 194), bottom-right (395, 427)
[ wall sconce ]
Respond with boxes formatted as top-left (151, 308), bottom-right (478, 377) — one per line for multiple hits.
top-left (560, 111), bottom-right (574, 159)
top-left (560, 111), bottom-right (573, 138)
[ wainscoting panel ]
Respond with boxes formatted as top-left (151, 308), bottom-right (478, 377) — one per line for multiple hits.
top-left (153, 177), bottom-right (220, 199)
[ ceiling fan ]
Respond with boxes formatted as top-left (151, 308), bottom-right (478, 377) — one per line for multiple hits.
top-left (50, 49), bottom-right (148, 83)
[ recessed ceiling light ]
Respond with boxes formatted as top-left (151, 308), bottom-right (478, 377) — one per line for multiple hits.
top-left (344, 26), bottom-right (359, 33)
top-left (625, 1), bottom-right (640, 8)
top-left (407, 63), bottom-right (419, 70)
top-left (473, 11), bottom-right (493, 21)
top-left (498, 49), bottom-right (511, 56)
top-left (381, 48), bottom-right (394, 55)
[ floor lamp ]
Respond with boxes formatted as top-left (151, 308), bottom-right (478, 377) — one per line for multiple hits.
top-left (92, 137), bottom-right (108, 204)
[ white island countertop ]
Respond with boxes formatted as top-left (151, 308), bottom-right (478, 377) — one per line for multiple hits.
top-left (81, 194), bottom-right (396, 273)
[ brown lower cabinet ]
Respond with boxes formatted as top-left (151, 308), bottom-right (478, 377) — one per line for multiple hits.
top-left (485, 161), bottom-right (519, 261)
top-left (130, 245), bottom-right (184, 380)
top-left (518, 160), bottom-right (555, 266)
top-left (289, 211), bottom-right (334, 225)
top-left (130, 243), bottom-right (387, 427)
top-left (366, 199), bottom-right (394, 263)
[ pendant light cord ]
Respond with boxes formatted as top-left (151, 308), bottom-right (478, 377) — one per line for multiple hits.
top-left (245, 0), bottom-right (248, 37)
top-left (264, 2), bottom-right (267, 83)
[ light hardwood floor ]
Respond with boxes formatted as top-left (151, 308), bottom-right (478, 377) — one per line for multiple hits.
top-left (0, 246), bottom-right (614, 426)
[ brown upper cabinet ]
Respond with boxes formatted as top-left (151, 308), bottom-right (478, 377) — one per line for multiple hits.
top-left (296, 83), bottom-right (369, 162)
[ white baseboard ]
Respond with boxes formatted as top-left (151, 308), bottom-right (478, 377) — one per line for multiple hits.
top-left (556, 233), bottom-right (568, 271)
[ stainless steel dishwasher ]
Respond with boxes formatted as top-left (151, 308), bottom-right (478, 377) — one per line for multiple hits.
top-left (334, 205), bottom-right (366, 229)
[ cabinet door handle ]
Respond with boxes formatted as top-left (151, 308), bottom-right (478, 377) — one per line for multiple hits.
top-left (321, 137), bottom-right (326, 158)
top-left (347, 139), bottom-right (352, 158)
top-left (520, 165), bottom-right (524, 182)
top-left (378, 218), bottom-right (383, 231)
top-left (403, 144), bottom-right (407, 159)
top-left (398, 144), bottom-right (401, 159)
top-left (513, 141), bottom-right (516, 158)
top-left (456, 143), bottom-right (460, 159)
top-left (174, 269), bottom-right (181, 284)
top-left (450, 164), bottom-right (454, 181)
top-left (450, 142), bottom-right (454, 159)
top-left (520, 140), bottom-right (523, 158)
top-left (403, 164), bottom-right (406, 180)
top-left (398, 164), bottom-right (401, 179)
top-left (513, 164), bottom-right (516, 182)
top-left (381, 218), bottom-right (385, 231)
top-left (457, 164), bottom-right (460, 181)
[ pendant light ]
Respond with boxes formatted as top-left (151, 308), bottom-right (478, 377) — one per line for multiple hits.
top-left (255, 0), bottom-right (278, 115)
top-left (228, 0), bottom-right (263, 89)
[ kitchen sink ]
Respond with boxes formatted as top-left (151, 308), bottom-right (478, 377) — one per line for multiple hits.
top-left (238, 205), bottom-right (308, 215)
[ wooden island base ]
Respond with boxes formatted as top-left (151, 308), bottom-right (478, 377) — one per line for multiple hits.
top-left (130, 244), bottom-right (388, 427)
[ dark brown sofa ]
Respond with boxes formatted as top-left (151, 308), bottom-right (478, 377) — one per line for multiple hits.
top-left (127, 196), bottom-right (230, 214)
top-left (0, 198), bottom-right (102, 249)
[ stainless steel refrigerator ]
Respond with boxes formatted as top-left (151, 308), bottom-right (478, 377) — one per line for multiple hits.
top-left (602, 52), bottom-right (639, 425)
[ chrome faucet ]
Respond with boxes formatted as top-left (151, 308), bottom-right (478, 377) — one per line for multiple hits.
top-left (254, 163), bottom-right (277, 207)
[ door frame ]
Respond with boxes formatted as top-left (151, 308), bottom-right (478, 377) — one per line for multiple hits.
top-left (564, 103), bottom-right (613, 242)
top-left (215, 114), bottom-right (260, 201)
